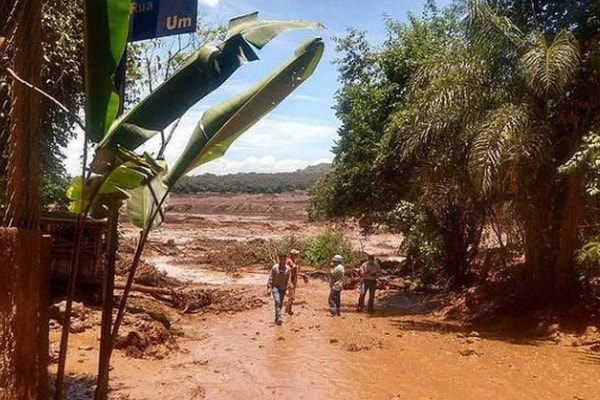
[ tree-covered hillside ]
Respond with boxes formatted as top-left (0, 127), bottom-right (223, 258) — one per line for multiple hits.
top-left (171, 163), bottom-right (330, 194)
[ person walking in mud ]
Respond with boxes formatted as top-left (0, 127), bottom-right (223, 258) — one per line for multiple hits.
top-left (329, 254), bottom-right (345, 316)
top-left (357, 254), bottom-right (382, 313)
top-left (267, 251), bottom-right (293, 325)
top-left (285, 248), bottom-right (301, 315)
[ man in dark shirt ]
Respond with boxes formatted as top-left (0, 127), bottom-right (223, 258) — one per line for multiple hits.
top-left (267, 252), bottom-right (292, 325)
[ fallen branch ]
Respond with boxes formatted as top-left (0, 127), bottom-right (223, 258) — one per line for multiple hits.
top-left (114, 282), bottom-right (174, 296)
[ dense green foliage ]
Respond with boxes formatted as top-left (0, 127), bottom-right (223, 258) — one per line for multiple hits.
top-left (172, 163), bottom-right (329, 194)
top-left (310, 0), bottom-right (600, 297)
top-left (0, 0), bottom-right (83, 209)
top-left (304, 230), bottom-right (360, 269)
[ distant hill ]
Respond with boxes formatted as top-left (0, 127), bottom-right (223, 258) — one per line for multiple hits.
top-left (171, 163), bottom-right (330, 194)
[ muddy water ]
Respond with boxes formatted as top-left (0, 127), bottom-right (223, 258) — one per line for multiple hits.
top-left (59, 272), bottom-right (600, 399)
top-left (152, 256), bottom-right (266, 285)
top-left (172, 281), bottom-right (600, 400)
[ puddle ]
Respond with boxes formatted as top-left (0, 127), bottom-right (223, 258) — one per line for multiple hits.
top-left (152, 257), bottom-right (266, 285)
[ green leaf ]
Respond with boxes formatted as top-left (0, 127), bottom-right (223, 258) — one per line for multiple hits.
top-left (84, 0), bottom-right (131, 142)
top-left (127, 162), bottom-right (169, 230)
top-left (96, 12), bottom-right (324, 152)
top-left (163, 37), bottom-right (324, 187)
top-left (66, 161), bottom-right (156, 216)
top-left (226, 12), bottom-right (325, 49)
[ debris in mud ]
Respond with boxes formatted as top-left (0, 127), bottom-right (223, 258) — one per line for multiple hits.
top-left (114, 320), bottom-right (180, 359)
top-left (459, 348), bottom-right (481, 357)
top-left (172, 288), bottom-right (212, 313)
top-left (49, 300), bottom-right (97, 333)
top-left (345, 339), bottom-right (384, 352)
top-left (116, 255), bottom-right (180, 288)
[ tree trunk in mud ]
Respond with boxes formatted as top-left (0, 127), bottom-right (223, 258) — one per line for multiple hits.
top-left (440, 208), bottom-right (473, 288)
top-left (522, 172), bottom-right (584, 301)
top-left (0, 229), bottom-right (45, 400)
top-left (553, 173), bottom-right (584, 299)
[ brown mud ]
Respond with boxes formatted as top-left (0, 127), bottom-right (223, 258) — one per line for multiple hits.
top-left (50, 193), bottom-right (600, 399)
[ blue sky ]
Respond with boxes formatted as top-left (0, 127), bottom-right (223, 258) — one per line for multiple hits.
top-left (65, 0), bottom-right (452, 176)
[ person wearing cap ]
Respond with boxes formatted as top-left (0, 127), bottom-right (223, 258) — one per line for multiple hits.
top-left (357, 254), bottom-right (382, 313)
top-left (329, 254), bottom-right (345, 316)
top-left (285, 249), bottom-right (301, 315)
top-left (267, 252), bottom-right (293, 325)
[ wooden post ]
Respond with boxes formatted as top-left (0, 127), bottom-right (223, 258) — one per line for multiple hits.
top-left (0, 229), bottom-right (43, 400)
top-left (0, 0), bottom-right (44, 397)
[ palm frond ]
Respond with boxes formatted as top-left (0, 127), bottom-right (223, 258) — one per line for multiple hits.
top-left (520, 30), bottom-right (580, 98)
top-left (469, 103), bottom-right (542, 195)
top-left (467, 0), bottom-right (524, 49)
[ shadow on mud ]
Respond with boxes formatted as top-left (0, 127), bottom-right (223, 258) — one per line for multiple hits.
top-left (48, 373), bottom-right (118, 400)
top-left (366, 290), bottom-right (547, 346)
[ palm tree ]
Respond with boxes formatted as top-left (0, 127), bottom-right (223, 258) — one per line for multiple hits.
top-left (395, 0), bottom-right (599, 298)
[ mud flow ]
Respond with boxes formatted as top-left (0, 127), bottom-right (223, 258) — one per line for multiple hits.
top-left (51, 194), bottom-right (600, 400)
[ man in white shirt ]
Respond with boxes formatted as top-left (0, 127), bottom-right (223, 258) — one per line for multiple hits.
top-left (357, 254), bottom-right (382, 313)
top-left (329, 254), bottom-right (345, 316)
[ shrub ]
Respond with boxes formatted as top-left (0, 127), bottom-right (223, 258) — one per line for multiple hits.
top-left (304, 230), bottom-right (359, 269)
top-left (388, 201), bottom-right (442, 285)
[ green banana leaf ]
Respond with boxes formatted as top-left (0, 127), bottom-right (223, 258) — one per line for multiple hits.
top-left (163, 37), bottom-right (324, 187)
top-left (66, 158), bottom-right (159, 216)
top-left (126, 161), bottom-right (169, 230)
top-left (84, 0), bottom-right (131, 143)
top-left (226, 12), bottom-right (325, 49)
top-left (95, 12), bottom-right (324, 152)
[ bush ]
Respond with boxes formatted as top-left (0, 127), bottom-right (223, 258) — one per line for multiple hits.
top-left (304, 230), bottom-right (360, 269)
top-left (388, 201), bottom-right (442, 285)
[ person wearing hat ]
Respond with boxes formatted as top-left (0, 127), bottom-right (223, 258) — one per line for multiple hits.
top-left (285, 249), bottom-right (301, 315)
top-left (329, 254), bottom-right (345, 316)
top-left (267, 251), bottom-right (293, 325)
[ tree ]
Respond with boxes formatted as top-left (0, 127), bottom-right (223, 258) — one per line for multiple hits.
top-left (310, 3), bottom-right (485, 286)
top-left (310, 0), bottom-right (600, 296)
top-left (1, 0), bottom-right (84, 210)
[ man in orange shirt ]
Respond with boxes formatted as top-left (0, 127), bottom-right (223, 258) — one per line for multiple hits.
top-left (285, 249), bottom-right (300, 315)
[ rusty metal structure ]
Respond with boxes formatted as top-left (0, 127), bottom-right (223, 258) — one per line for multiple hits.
top-left (40, 214), bottom-right (106, 287)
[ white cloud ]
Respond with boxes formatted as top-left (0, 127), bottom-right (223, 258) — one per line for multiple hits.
top-left (191, 155), bottom-right (332, 175)
top-left (198, 0), bottom-right (220, 8)
top-left (62, 113), bottom-right (337, 177)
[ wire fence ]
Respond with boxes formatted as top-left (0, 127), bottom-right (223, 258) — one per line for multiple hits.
top-left (1, 1), bottom-right (19, 226)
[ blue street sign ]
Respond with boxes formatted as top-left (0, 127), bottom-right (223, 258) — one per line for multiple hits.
top-left (130, 0), bottom-right (198, 42)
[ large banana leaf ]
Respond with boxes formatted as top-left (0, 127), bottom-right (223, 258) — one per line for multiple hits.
top-left (226, 12), bottom-right (325, 49)
top-left (66, 156), bottom-right (159, 217)
top-left (163, 37), bottom-right (324, 187)
top-left (84, 0), bottom-right (131, 143)
top-left (126, 161), bottom-right (169, 230)
top-left (96, 13), bottom-right (324, 152)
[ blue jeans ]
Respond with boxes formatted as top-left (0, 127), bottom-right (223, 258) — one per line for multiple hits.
top-left (358, 279), bottom-right (377, 312)
top-left (328, 289), bottom-right (341, 315)
top-left (272, 287), bottom-right (286, 321)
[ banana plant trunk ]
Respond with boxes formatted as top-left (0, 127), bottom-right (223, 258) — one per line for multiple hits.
top-left (95, 204), bottom-right (120, 400)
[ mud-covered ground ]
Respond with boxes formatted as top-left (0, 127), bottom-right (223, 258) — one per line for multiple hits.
top-left (51, 193), bottom-right (600, 399)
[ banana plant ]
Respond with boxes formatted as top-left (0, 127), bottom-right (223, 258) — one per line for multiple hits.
top-left (62, 6), bottom-right (325, 400)
top-left (73, 11), bottom-right (324, 222)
